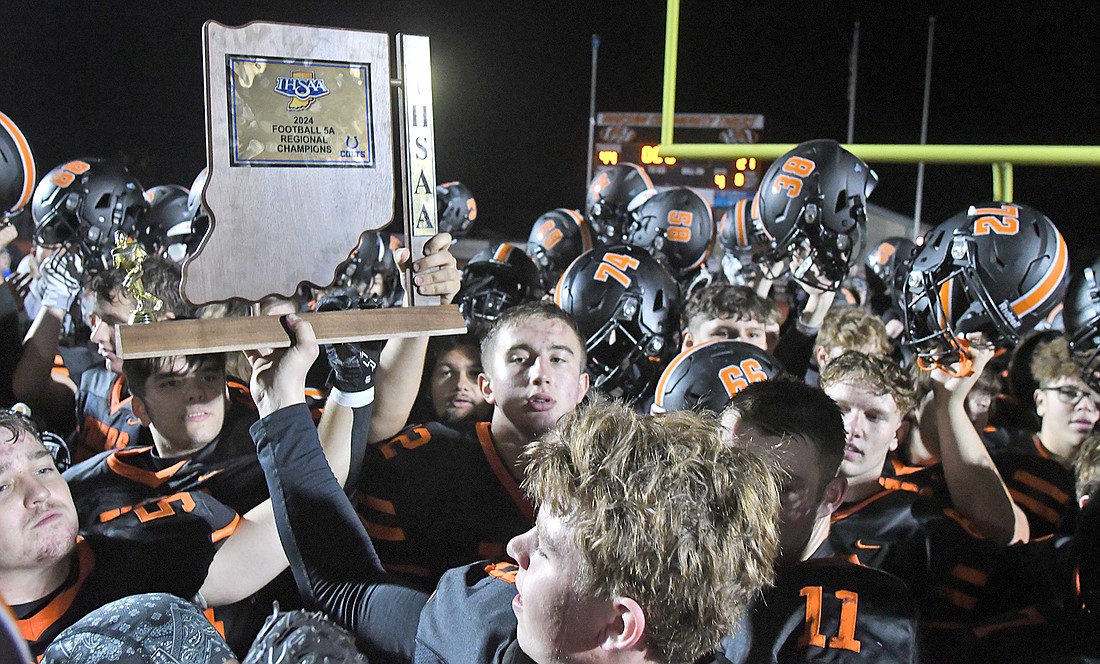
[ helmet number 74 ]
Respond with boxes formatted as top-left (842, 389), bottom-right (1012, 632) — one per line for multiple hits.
top-left (594, 252), bottom-right (640, 288)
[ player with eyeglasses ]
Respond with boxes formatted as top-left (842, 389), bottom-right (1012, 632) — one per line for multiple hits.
top-left (982, 335), bottom-right (1099, 538)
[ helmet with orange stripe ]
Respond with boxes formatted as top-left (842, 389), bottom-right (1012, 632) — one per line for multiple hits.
top-left (584, 163), bottom-right (657, 246)
top-left (651, 340), bottom-right (781, 415)
top-left (555, 244), bottom-right (681, 402)
top-left (627, 186), bottom-right (715, 279)
top-left (457, 242), bottom-right (543, 329)
top-left (717, 197), bottom-right (766, 286)
top-left (31, 157), bottom-right (147, 271)
top-left (436, 181), bottom-right (477, 239)
top-left (526, 208), bottom-right (592, 286)
top-left (1064, 257), bottom-right (1100, 391)
top-left (0, 111), bottom-right (35, 219)
top-left (754, 139), bottom-right (877, 291)
top-left (902, 202), bottom-right (1069, 374)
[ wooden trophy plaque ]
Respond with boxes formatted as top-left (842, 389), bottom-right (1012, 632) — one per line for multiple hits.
top-left (115, 21), bottom-right (464, 359)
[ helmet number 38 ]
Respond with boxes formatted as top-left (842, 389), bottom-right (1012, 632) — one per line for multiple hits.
top-left (771, 156), bottom-right (817, 198)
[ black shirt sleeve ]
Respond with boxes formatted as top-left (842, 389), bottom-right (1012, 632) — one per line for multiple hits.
top-left (250, 403), bottom-right (428, 661)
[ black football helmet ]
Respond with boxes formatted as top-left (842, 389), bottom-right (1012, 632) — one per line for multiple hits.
top-left (584, 163), bottom-right (657, 246)
top-left (32, 158), bottom-right (146, 270)
top-left (865, 236), bottom-right (918, 317)
top-left (754, 139), bottom-right (877, 291)
top-left (0, 111), bottom-right (35, 217)
top-left (717, 197), bottom-right (766, 286)
top-left (651, 340), bottom-right (781, 414)
top-left (554, 244), bottom-right (681, 402)
top-left (1064, 257), bottom-right (1100, 391)
top-left (457, 242), bottom-right (543, 328)
top-left (137, 184), bottom-right (194, 263)
top-left (334, 231), bottom-right (404, 307)
top-left (181, 167), bottom-right (213, 264)
top-left (627, 186), bottom-right (715, 278)
top-left (902, 202), bottom-right (1069, 374)
top-left (436, 181), bottom-right (477, 238)
top-left (526, 208), bottom-right (593, 287)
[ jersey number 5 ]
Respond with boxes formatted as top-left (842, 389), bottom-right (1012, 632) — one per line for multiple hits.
top-left (799, 586), bottom-right (861, 653)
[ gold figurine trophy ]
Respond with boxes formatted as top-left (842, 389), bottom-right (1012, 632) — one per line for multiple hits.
top-left (115, 22), bottom-right (464, 359)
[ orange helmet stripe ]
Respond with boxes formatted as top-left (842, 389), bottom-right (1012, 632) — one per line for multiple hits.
top-left (735, 198), bottom-right (750, 248)
top-left (493, 243), bottom-right (517, 262)
top-left (565, 209), bottom-right (593, 252)
top-left (0, 111), bottom-right (35, 212)
top-left (653, 339), bottom-right (725, 409)
top-left (1011, 228), bottom-right (1068, 318)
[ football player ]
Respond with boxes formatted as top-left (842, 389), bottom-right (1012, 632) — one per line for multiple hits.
top-left (242, 316), bottom-right (781, 664)
top-left (679, 282), bottom-right (779, 353)
top-left (355, 301), bottom-right (589, 588)
top-left (721, 379), bottom-right (921, 663)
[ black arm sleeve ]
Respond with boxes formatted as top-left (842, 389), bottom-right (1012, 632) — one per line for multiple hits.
top-left (251, 404), bottom-right (430, 661)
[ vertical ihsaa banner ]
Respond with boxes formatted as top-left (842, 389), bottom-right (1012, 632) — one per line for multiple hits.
top-left (401, 36), bottom-right (437, 237)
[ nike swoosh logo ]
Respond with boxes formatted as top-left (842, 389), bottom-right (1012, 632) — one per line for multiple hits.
top-left (126, 418), bottom-right (142, 426)
top-left (197, 469), bottom-right (224, 483)
top-left (854, 539), bottom-right (882, 550)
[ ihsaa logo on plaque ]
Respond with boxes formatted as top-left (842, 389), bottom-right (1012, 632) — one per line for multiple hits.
top-left (274, 72), bottom-right (330, 111)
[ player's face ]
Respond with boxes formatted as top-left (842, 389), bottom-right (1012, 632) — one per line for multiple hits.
top-left (508, 509), bottom-right (616, 664)
top-left (1035, 376), bottom-right (1100, 454)
top-left (88, 292), bottom-right (137, 373)
top-left (481, 318), bottom-right (590, 440)
top-left (686, 316), bottom-right (768, 351)
top-left (0, 427), bottom-right (78, 577)
top-left (135, 358), bottom-right (227, 457)
top-left (825, 381), bottom-right (902, 491)
top-left (726, 417), bottom-right (830, 565)
top-left (429, 346), bottom-right (490, 425)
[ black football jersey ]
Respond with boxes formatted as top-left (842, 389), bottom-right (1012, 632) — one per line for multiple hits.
top-left (356, 421), bottom-right (534, 590)
top-left (723, 557), bottom-right (920, 664)
top-left (983, 427), bottom-right (1078, 537)
top-left (65, 396), bottom-right (266, 518)
top-left (828, 487), bottom-right (1001, 623)
top-left (72, 369), bottom-right (141, 463)
top-left (15, 528), bottom-right (217, 658)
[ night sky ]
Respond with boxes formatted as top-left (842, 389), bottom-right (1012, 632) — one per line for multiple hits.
top-left (4, 1), bottom-right (1100, 266)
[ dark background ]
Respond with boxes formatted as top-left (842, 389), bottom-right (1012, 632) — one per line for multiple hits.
top-left (3, 1), bottom-right (1099, 265)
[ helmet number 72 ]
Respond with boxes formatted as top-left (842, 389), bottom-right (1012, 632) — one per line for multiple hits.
top-left (972, 204), bottom-right (1020, 236)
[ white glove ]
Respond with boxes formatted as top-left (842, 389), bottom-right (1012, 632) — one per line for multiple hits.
top-left (35, 252), bottom-right (84, 313)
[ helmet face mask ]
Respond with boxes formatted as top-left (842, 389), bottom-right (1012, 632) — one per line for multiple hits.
top-left (585, 163), bottom-right (656, 247)
top-left (139, 184), bottom-right (195, 263)
top-left (555, 244), bottom-right (681, 402)
top-left (1065, 261), bottom-right (1100, 392)
top-left (335, 232), bottom-right (403, 307)
top-left (755, 140), bottom-right (876, 291)
top-left (435, 181), bottom-right (477, 239)
top-left (903, 202), bottom-right (1069, 373)
top-left (457, 242), bottom-right (542, 328)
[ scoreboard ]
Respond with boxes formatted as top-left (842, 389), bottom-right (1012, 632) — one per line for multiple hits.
top-left (591, 112), bottom-right (764, 208)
